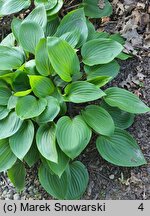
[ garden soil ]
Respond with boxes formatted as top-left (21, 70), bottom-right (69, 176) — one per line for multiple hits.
top-left (0, 0), bottom-right (149, 200)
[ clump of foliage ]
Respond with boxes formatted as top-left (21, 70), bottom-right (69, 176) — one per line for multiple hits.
top-left (0, 1), bottom-right (149, 199)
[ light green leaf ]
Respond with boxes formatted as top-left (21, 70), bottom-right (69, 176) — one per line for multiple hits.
top-left (24, 141), bottom-right (39, 167)
top-left (96, 128), bottom-right (147, 167)
top-left (46, 0), bottom-right (63, 16)
top-left (29, 75), bottom-right (55, 98)
top-left (87, 76), bottom-right (112, 87)
top-left (81, 105), bottom-right (115, 136)
top-left (83, 0), bottom-right (112, 18)
top-left (36, 124), bottom-right (58, 163)
top-left (0, 106), bottom-right (10, 120)
top-left (36, 96), bottom-right (60, 123)
top-left (35, 0), bottom-right (57, 11)
top-left (0, 86), bottom-right (12, 105)
top-left (55, 8), bottom-right (88, 47)
top-left (0, 45), bottom-right (24, 70)
top-left (0, 0), bottom-right (30, 16)
top-left (8, 161), bottom-right (26, 191)
top-left (0, 139), bottom-right (17, 172)
top-left (0, 112), bottom-right (23, 139)
top-left (82, 39), bottom-right (123, 66)
top-left (101, 101), bottom-right (135, 129)
top-left (1, 33), bottom-right (15, 47)
top-left (44, 146), bottom-right (70, 178)
top-left (14, 89), bottom-right (32, 97)
top-left (19, 21), bottom-right (44, 54)
top-left (9, 120), bottom-right (34, 160)
top-left (11, 17), bottom-right (22, 42)
top-left (38, 164), bottom-right (68, 199)
top-left (117, 52), bottom-right (132, 60)
top-left (84, 60), bottom-right (120, 80)
top-left (23, 5), bottom-right (47, 29)
top-left (104, 87), bottom-right (150, 113)
top-left (64, 81), bottom-right (106, 103)
top-left (56, 115), bottom-right (92, 159)
top-left (23, 60), bottom-right (39, 75)
top-left (16, 95), bottom-right (47, 119)
top-left (47, 37), bottom-right (80, 82)
top-left (65, 161), bottom-right (89, 200)
top-left (35, 38), bottom-right (52, 76)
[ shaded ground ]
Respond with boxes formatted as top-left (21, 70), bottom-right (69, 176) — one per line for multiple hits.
top-left (0, 0), bottom-right (149, 200)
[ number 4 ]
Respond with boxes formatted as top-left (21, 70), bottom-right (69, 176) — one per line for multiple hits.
top-left (138, 203), bottom-right (144, 211)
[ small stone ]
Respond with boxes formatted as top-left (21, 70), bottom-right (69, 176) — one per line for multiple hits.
top-left (13, 194), bottom-right (21, 200)
top-left (109, 174), bottom-right (115, 180)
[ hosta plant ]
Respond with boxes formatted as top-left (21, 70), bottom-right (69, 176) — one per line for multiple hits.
top-left (0, 4), bottom-right (150, 200)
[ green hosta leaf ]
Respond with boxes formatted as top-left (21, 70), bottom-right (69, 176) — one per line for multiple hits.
top-left (0, 106), bottom-right (10, 120)
top-left (109, 33), bottom-right (125, 45)
top-left (0, 45), bottom-right (24, 70)
top-left (24, 141), bottom-right (39, 167)
top-left (23, 5), bottom-right (47, 29)
top-left (36, 96), bottom-right (60, 123)
top-left (47, 37), bottom-right (80, 82)
top-left (11, 17), bottom-right (22, 43)
top-left (65, 161), bottom-right (89, 200)
top-left (0, 0), bottom-right (30, 16)
top-left (46, 15), bottom-right (60, 37)
top-left (0, 139), bottom-right (17, 172)
top-left (96, 128), bottom-right (147, 167)
top-left (87, 76), bottom-right (112, 87)
top-left (82, 39), bottom-right (123, 66)
top-left (117, 52), bottom-right (132, 60)
top-left (9, 120), bottom-right (34, 160)
top-left (23, 60), bottom-right (39, 75)
top-left (60, 31), bottom-right (80, 48)
top-left (101, 101), bottom-right (135, 129)
top-left (14, 89), bottom-right (32, 97)
top-left (29, 75), bottom-right (55, 98)
top-left (0, 86), bottom-right (12, 105)
top-left (39, 164), bottom-right (68, 199)
top-left (44, 146), bottom-right (70, 178)
top-left (1, 33), bottom-right (15, 47)
top-left (0, 112), bottom-right (23, 139)
top-left (104, 87), bottom-right (150, 114)
top-left (84, 60), bottom-right (120, 80)
top-left (55, 8), bottom-right (88, 47)
top-left (16, 95), bottom-right (47, 120)
top-left (64, 81), bottom-right (106, 103)
top-left (52, 88), bottom-right (67, 115)
top-left (56, 115), bottom-right (92, 159)
top-left (81, 105), bottom-right (115, 136)
top-left (12, 71), bottom-right (30, 92)
top-left (83, 0), bottom-right (112, 18)
top-left (7, 95), bottom-right (18, 110)
top-left (35, 38), bottom-right (52, 76)
top-left (7, 161), bottom-right (26, 191)
top-left (35, 0), bottom-right (57, 11)
top-left (46, 0), bottom-right (63, 16)
top-left (36, 124), bottom-right (58, 163)
top-left (19, 21), bottom-right (44, 54)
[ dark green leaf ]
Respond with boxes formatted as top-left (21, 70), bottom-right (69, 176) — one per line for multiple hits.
top-left (96, 128), bottom-right (147, 167)
top-left (0, 86), bottom-right (12, 105)
top-left (104, 87), bottom-right (150, 113)
top-left (82, 39), bottom-right (123, 66)
top-left (0, 139), bottom-right (17, 172)
top-left (56, 115), bottom-right (92, 159)
top-left (64, 81), bottom-right (106, 103)
top-left (16, 95), bottom-right (47, 120)
top-left (9, 120), bottom-right (34, 160)
top-left (24, 141), bottom-right (39, 167)
top-left (8, 161), bottom-right (26, 191)
top-left (81, 105), bottom-right (115, 136)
